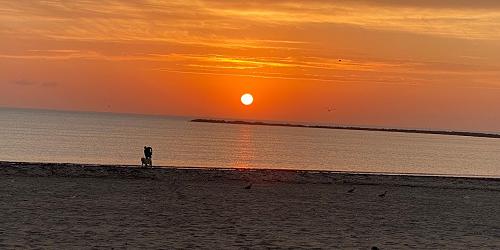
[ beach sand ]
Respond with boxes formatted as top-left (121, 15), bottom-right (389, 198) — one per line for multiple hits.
top-left (1, 162), bottom-right (499, 249)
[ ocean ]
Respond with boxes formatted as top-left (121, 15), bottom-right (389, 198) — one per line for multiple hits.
top-left (1, 107), bottom-right (499, 177)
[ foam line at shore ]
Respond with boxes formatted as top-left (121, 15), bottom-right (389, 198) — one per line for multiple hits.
top-left (1, 161), bottom-right (499, 191)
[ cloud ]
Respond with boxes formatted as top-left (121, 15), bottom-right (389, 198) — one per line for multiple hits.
top-left (10, 80), bottom-right (59, 87)
top-left (3, 48), bottom-right (499, 87)
top-left (2, 0), bottom-right (500, 45)
top-left (1, 0), bottom-right (500, 90)
top-left (354, 0), bottom-right (500, 9)
top-left (0, 50), bottom-right (104, 60)
top-left (11, 80), bottom-right (37, 86)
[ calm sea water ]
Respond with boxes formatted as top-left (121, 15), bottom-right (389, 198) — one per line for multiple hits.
top-left (1, 108), bottom-right (500, 177)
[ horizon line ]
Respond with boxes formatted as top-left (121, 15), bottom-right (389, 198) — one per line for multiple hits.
top-left (2, 105), bottom-right (499, 135)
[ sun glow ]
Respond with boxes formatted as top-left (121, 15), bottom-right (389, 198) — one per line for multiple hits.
top-left (241, 93), bottom-right (254, 106)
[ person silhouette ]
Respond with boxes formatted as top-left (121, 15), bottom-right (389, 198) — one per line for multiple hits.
top-left (148, 146), bottom-right (153, 159)
top-left (143, 146), bottom-right (153, 167)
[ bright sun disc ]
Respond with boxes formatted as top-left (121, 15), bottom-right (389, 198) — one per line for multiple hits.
top-left (241, 93), bottom-right (254, 106)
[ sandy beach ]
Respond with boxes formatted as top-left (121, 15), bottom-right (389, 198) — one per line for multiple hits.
top-left (1, 161), bottom-right (499, 249)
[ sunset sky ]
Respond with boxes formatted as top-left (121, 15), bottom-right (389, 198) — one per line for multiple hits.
top-left (1, 0), bottom-right (500, 132)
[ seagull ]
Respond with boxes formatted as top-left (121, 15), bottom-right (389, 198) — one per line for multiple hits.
top-left (327, 107), bottom-right (336, 112)
top-left (244, 183), bottom-right (253, 189)
top-left (347, 187), bottom-right (356, 193)
top-left (378, 191), bottom-right (387, 198)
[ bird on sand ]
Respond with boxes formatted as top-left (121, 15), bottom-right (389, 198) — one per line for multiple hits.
top-left (347, 187), bottom-right (356, 193)
top-left (244, 183), bottom-right (253, 189)
top-left (378, 191), bottom-right (387, 198)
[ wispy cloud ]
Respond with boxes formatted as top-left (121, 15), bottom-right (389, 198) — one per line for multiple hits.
top-left (9, 80), bottom-right (59, 87)
top-left (2, 48), bottom-right (499, 87)
top-left (11, 80), bottom-right (38, 86)
top-left (1, 0), bottom-right (500, 89)
top-left (2, 0), bottom-right (500, 45)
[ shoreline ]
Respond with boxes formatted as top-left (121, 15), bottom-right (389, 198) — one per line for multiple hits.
top-left (191, 119), bottom-right (500, 139)
top-left (2, 161), bottom-right (499, 191)
top-left (1, 160), bottom-right (499, 180)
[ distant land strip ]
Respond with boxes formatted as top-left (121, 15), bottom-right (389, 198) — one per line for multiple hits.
top-left (191, 119), bottom-right (500, 139)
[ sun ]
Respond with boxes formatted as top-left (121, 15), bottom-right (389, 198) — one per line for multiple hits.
top-left (241, 93), bottom-right (254, 106)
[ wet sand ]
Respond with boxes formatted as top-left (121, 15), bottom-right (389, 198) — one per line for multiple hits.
top-left (1, 161), bottom-right (499, 249)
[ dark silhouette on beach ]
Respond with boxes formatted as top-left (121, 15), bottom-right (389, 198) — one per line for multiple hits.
top-left (142, 146), bottom-right (153, 167)
top-left (347, 187), bottom-right (356, 193)
top-left (244, 183), bottom-right (253, 189)
top-left (378, 191), bottom-right (387, 198)
top-left (144, 146), bottom-right (153, 159)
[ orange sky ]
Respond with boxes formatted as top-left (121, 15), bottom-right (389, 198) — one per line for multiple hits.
top-left (1, 0), bottom-right (500, 132)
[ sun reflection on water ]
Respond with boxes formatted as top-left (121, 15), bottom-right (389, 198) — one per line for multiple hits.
top-left (232, 126), bottom-right (255, 169)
